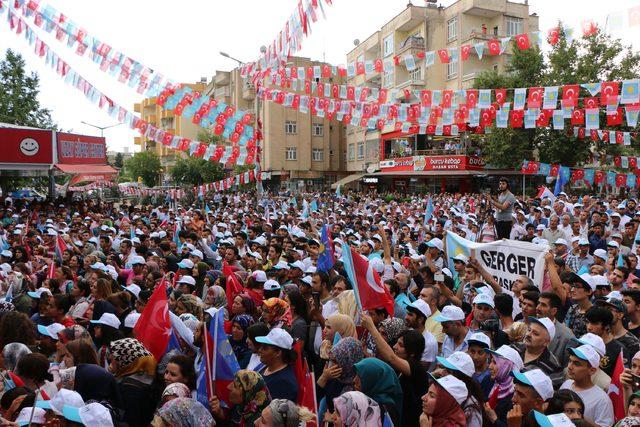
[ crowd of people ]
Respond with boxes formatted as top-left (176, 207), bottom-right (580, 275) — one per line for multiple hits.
top-left (0, 179), bottom-right (638, 426)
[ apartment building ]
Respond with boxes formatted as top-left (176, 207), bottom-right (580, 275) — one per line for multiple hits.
top-left (345, 0), bottom-right (539, 175)
top-left (133, 81), bottom-right (207, 181)
top-left (206, 57), bottom-right (346, 191)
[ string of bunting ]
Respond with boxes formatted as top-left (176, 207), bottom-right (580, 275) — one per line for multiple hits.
top-left (191, 169), bottom-right (272, 197)
top-left (7, 1), bottom-right (257, 145)
top-left (521, 160), bottom-right (640, 189)
top-left (118, 185), bottom-right (186, 199)
top-left (3, 10), bottom-right (258, 167)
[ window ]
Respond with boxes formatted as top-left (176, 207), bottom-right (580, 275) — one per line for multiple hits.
top-left (348, 144), bottom-right (355, 161)
top-left (493, 64), bottom-right (499, 72)
top-left (330, 149), bottom-right (335, 156)
top-left (383, 34), bottom-right (394, 57)
top-left (285, 121), bottom-right (297, 134)
top-left (447, 61), bottom-right (458, 79)
top-left (383, 70), bottom-right (394, 88)
top-left (357, 141), bottom-right (364, 160)
top-left (410, 67), bottom-right (422, 82)
top-left (447, 17), bottom-right (458, 41)
top-left (285, 147), bottom-right (297, 161)
top-left (313, 123), bottom-right (324, 137)
top-left (493, 26), bottom-right (499, 36)
top-left (312, 148), bottom-right (324, 162)
top-left (506, 16), bottom-right (523, 36)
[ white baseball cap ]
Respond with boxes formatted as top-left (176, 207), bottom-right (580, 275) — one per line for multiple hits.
top-left (90, 313), bottom-right (121, 329)
top-left (437, 351), bottom-right (475, 378)
top-left (569, 344), bottom-right (601, 369)
top-left (487, 345), bottom-right (524, 370)
top-left (130, 255), bottom-right (146, 266)
top-left (406, 299), bottom-right (432, 319)
top-left (190, 249), bottom-right (204, 259)
top-left (124, 284), bottom-right (141, 298)
top-left (177, 276), bottom-right (196, 287)
top-left (252, 270), bottom-right (267, 283)
top-left (528, 317), bottom-right (556, 340)
top-left (607, 241), bottom-right (620, 248)
top-left (554, 238), bottom-right (568, 247)
top-left (473, 293), bottom-right (495, 308)
top-left (124, 312), bottom-right (141, 329)
top-left (62, 402), bottom-right (114, 427)
top-left (427, 238), bottom-right (443, 251)
top-left (36, 389), bottom-right (84, 415)
top-left (288, 260), bottom-right (305, 270)
top-left (590, 275), bottom-right (609, 288)
top-left (177, 259), bottom-right (195, 269)
top-left (0, 250), bottom-right (11, 258)
top-left (255, 328), bottom-right (293, 350)
top-left (272, 261), bottom-right (290, 270)
top-left (452, 254), bottom-right (469, 263)
top-left (466, 332), bottom-right (491, 349)
top-left (430, 374), bottom-right (468, 406)
top-left (263, 279), bottom-right (281, 292)
top-left (301, 275), bottom-right (313, 286)
top-left (593, 249), bottom-right (608, 261)
top-left (434, 305), bottom-right (466, 322)
top-left (90, 262), bottom-right (106, 271)
top-left (533, 411), bottom-right (574, 427)
top-left (512, 368), bottom-right (554, 400)
top-left (15, 407), bottom-right (46, 426)
top-left (575, 333), bottom-right (606, 357)
top-left (247, 251), bottom-right (263, 261)
top-left (27, 287), bottom-right (52, 299)
top-left (578, 238), bottom-right (590, 246)
top-left (37, 323), bottom-right (65, 340)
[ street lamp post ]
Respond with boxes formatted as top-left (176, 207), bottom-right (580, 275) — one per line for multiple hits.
top-left (80, 121), bottom-right (122, 138)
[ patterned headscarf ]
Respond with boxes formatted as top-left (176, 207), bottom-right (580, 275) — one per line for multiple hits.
top-left (157, 397), bottom-right (213, 427)
top-left (380, 317), bottom-right (407, 345)
top-left (262, 298), bottom-right (292, 328)
top-left (229, 370), bottom-right (271, 426)
top-left (320, 314), bottom-right (358, 359)
top-left (329, 337), bottom-right (364, 388)
top-left (230, 314), bottom-right (254, 357)
top-left (177, 294), bottom-right (204, 320)
top-left (0, 300), bottom-right (15, 315)
top-left (204, 284), bottom-right (226, 309)
top-left (109, 338), bottom-right (156, 378)
top-left (161, 382), bottom-right (191, 400)
top-left (617, 417), bottom-right (640, 427)
top-left (490, 353), bottom-right (516, 400)
top-left (333, 391), bottom-right (382, 427)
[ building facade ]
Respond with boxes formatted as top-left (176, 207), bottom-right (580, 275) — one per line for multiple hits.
top-left (134, 81), bottom-right (207, 182)
top-left (206, 57), bottom-right (346, 191)
top-left (344, 0), bottom-right (538, 192)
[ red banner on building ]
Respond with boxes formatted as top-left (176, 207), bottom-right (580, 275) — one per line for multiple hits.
top-left (56, 132), bottom-right (107, 164)
top-left (379, 155), bottom-right (485, 172)
top-left (0, 127), bottom-right (53, 164)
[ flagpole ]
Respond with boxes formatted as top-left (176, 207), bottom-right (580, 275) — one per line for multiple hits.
top-left (211, 309), bottom-right (219, 396)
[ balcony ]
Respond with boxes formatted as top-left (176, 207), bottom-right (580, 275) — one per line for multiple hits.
top-left (214, 87), bottom-right (230, 99)
top-left (397, 36), bottom-right (426, 56)
top-left (462, 0), bottom-right (506, 17)
top-left (393, 5), bottom-right (427, 32)
top-left (214, 71), bottom-right (230, 86)
top-left (242, 83), bottom-right (255, 101)
top-left (133, 103), bottom-right (141, 113)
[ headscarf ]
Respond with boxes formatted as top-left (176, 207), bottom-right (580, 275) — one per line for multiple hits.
top-left (229, 370), bottom-right (271, 427)
top-left (109, 338), bottom-right (157, 378)
top-left (329, 337), bottom-right (364, 389)
top-left (58, 325), bottom-right (90, 343)
top-left (161, 382), bottom-right (191, 400)
top-left (2, 343), bottom-right (31, 371)
top-left (490, 354), bottom-right (516, 400)
top-left (262, 298), bottom-right (292, 328)
top-left (320, 314), bottom-right (357, 359)
top-left (380, 317), bottom-right (407, 345)
top-left (145, 260), bottom-right (159, 274)
top-left (618, 417), bottom-right (640, 427)
top-left (177, 294), bottom-right (204, 320)
top-left (354, 358), bottom-right (403, 416)
top-left (157, 397), bottom-right (213, 427)
top-left (431, 381), bottom-right (467, 427)
top-left (333, 391), bottom-right (382, 427)
top-left (204, 284), bottom-right (226, 309)
top-left (230, 314), bottom-right (254, 358)
top-left (73, 364), bottom-right (121, 405)
top-left (0, 301), bottom-right (15, 315)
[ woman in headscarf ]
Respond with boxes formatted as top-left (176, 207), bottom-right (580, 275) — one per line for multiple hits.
top-left (261, 298), bottom-right (292, 329)
top-left (484, 345), bottom-right (519, 425)
top-left (319, 314), bottom-right (357, 360)
top-left (329, 391), bottom-right (383, 427)
top-left (152, 397), bottom-right (214, 427)
top-left (231, 293), bottom-right (258, 320)
top-left (354, 358), bottom-right (403, 426)
top-left (192, 262), bottom-right (209, 298)
top-left (210, 370), bottom-right (271, 427)
top-left (109, 337), bottom-right (158, 426)
top-left (230, 314), bottom-right (254, 369)
top-left (70, 364), bottom-right (122, 407)
top-left (175, 294), bottom-right (204, 320)
top-left (159, 382), bottom-right (191, 406)
top-left (254, 399), bottom-right (314, 427)
top-left (421, 374), bottom-right (468, 427)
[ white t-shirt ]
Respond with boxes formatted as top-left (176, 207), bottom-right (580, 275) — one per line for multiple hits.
top-left (560, 380), bottom-right (614, 427)
top-left (422, 330), bottom-right (439, 363)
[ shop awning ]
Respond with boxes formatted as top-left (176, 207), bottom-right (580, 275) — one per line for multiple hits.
top-left (54, 164), bottom-right (118, 175)
top-left (330, 173), bottom-right (365, 189)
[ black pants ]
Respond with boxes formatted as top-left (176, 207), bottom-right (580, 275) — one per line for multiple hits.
top-left (496, 220), bottom-right (513, 239)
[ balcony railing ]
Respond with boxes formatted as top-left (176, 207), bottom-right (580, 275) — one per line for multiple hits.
top-left (397, 36), bottom-right (426, 55)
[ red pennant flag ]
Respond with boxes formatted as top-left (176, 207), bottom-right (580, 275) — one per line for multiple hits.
top-left (466, 89), bottom-right (478, 108)
top-left (460, 45), bottom-right (471, 61)
top-left (601, 82), bottom-right (619, 105)
top-left (134, 279), bottom-right (171, 361)
top-left (581, 19), bottom-right (598, 37)
top-left (480, 110), bottom-right (493, 127)
top-left (590, 130), bottom-right (600, 142)
top-left (584, 97), bottom-right (599, 109)
top-left (547, 27), bottom-right (560, 45)
top-left (421, 90), bottom-right (432, 107)
top-left (608, 108), bottom-right (623, 126)
top-left (488, 40), bottom-right (501, 55)
top-left (495, 89), bottom-right (507, 106)
top-left (437, 49), bottom-right (450, 63)
top-left (616, 132), bottom-right (625, 145)
top-left (594, 170), bottom-right (605, 184)
top-left (374, 59), bottom-right (383, 73)
top-left (571, 169), bottom-right (585, 182)
top-left (571, 109), bottom-right (585, 125)
top-left (510, 110), bottom-right (524, 128)
top-left (515, 33), bottom-right (530, 50)
top-left (616, 173), bottom-right (627, 187)
top-left (630, 157), bottom-right (638, 169)
top-left (356, 62), bottom-right (365, 75)
top-left (442, 90), bottom-right (453, 108)
top-left (549, 164), bottom-right (559, 177)
top-left (562, 85), bottom-right (580, 107)
top-left (528, 87), bottom-right (544, 108)
top-left (578, 127), bottom-right (586, 139)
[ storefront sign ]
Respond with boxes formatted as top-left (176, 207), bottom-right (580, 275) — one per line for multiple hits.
top-left (56, 133), bottom-right (107, 164)
top-left (0, 127), bottom-right (53, 164)
top-left (363, 177), bottom-right (379, 184)
top-left (379, 155), bottom-right (485, 172)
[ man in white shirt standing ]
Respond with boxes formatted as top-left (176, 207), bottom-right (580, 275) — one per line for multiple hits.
top-left (404, 300), bottom-right (439, 365)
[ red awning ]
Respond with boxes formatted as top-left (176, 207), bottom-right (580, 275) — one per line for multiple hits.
top-left (54, 164), bottom-right (118, 175)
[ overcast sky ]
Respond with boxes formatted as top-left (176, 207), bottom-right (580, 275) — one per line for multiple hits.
top-left (1, 0), bottom-right (639, 152)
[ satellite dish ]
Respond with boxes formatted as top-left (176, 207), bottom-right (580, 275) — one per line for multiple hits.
top-left (367, 165), bottom-right (377, 174)
top-left (353, 39), bottom-right (360, 46)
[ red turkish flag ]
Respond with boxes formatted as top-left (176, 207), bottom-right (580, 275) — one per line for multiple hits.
top-left (562, 85), bottom-right (580, 107)
top-left (194, 143), bottom-right (207, 158)
top-left (578, 127), bottom-right (586, 139)
top-left (488, 40), bottom-right (501, 55)
top-left (305, 67), bottom-right (314, 79)
top-left (614, 156), bottom-right (622, 167)
top-left (437, 49), bottom-right (450, 63)
top-left (616, 173), bottom-right (627, 187)
top-left (426, 125), bottom-right (436, 134)
top-left (461, 45), bottom-right (471, 61)
top-left (601, 82), bottom-right (619, 105)
top-left (316, 82), bottom-right (324, 97)
top-left (548, 27), bottom-right (560, 45)
top-left (572, 169), bottom-right (585, 182)
top-left (376, 119), bottom-right (385, 130)
top-left (331, 84), bottom-right (339, 98)
top-left (528, 162), bottom-right (540, 174)
top-left (466, 89), bottom-right (478, 108)
top-left (631, 157), bottom-right (638, 169)
top-left (211, 145), bottom-right (225, 161)
top-left (346, 86), bottom-right (355, 100)
top-left (356, 62), bottom-right (365, 75)
top-left (549, 164), bottom-right (559, 177)
top-left (536, 110), bottom-right (551, 127)
top-left (608, 108), bottom-right (624, 126)
top-left (290, 67), bottom-right (298, 78)
top-left (480, 110), bottom-right (493, 127)
top-left (616, 132), bottom-right (625, 145)
top-left (594, 170), bottom-right (605, 184)
top-left (378, 89), bottom-right (388, 103)
top-left (442, 90), bottom-right (453, 108)
top-left (515, 34), bottom-right (530, 50)
top-left (374, 59), bottom-right (383, 73)
top-left (495, 89), bottom-right (507, 105)
top-left (581, 20), bottom-right (598, 37)
top-left (510, 110), bottom-right (524, 128)
top-left (134, 279), bottom-right (171, 361)
top-left (528, 87), bottom-right (544, 108)
top-left (571, 109), bottom-right (585, 125)
top-left (443, 125), bottom-right (452, 136)
top-left (584, 97), bottom-right (599, 109)
top-left (304, 80), bottom-right (311, 94)
top-left (630, 6), bottom-right (640, 27)
top-left (421, 90), bottom-right (432, 107)
top-left (590, 130), bottom-right (600, 142)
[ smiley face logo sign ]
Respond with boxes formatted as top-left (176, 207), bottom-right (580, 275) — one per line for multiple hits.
top-left (19, 138), bottom-right (40, 156)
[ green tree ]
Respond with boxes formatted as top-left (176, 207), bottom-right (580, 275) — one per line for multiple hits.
top-left (114, 152), bottom-right (124, 169)
top-left (170, 156), bottom-right (225, 186)
top-left (124, 151), bottom-right (162, 187)
top-left (0, 49), bottom-right (54, 128)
